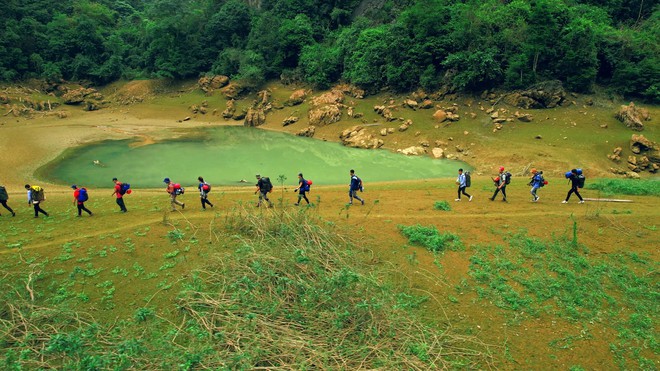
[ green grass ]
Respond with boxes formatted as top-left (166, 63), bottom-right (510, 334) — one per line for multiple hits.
top-left (399, 224), bottom-right (463, 252)
top-left (433, 200), bottom-right (452, 211)
top-left (586, 178), bottom-right (660, 196)
top-left (467, 228), bottom-right (659, 369)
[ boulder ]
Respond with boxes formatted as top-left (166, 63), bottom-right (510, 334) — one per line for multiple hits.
top-left (626, 171), bottom-right (641, 179)
top-left (515, 112), bottom-right (534, 122)
top-left (630, 134), bottom-right (659, 164)
top-left (63, 88), bottom-right (99, 105)
top-left (311, 90), bottom-right (344, 106)
top-left (244, 107), bottom-right (266, 127)
top-left (282, 116), bottom-right (299, 126)
top-left (616, 102), bottom-right (650, 131)
top-left (339, 126), bottom-right (384, 149)
top-left (198, 75), bottom-right (229, 93)
top-left (397, 146), bottom-right (426, 156)
top-left (286, 89), bottom-right (308, 106)
top-left (431, 147), bottom-right (445, 159)
top-left (403, 99), bottom-right (418, 110)
top-left (433, 110), bottom-right (447, 122)
top-left (380, 128), bottom-right (388, 136)
top-left (398, 119), bottom-right (412, 132)
top-left (503, 80), bottom-right (566, 109)
top-left (419, 99), bottom-right (434, 109)
top-left (334, 83), bottom-right (365, 99)
top-left (374, 105), bottom-right (395, 121)
top-left (256, 90), bottom-right (271, 107)
top-left (232, 110), bottom-right (247, 120)
top-left (222, 99), bottom-right (236, 118)
top-left (446, 112), bottom-right (460, 121)
top-left (220, 83), bottom-right (245, 99)
top-left (297, 126), bottom-right (316, 137)
top-left (308, 104), bottom-right (342, 126)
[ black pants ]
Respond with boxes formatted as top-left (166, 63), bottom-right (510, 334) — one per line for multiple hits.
top-left (33, 202), bottom-right (48, 217)
top-left (565, 187), bottom-right (583, 201)
top-left (491, 186), bottom-right (507, 201)
top-left (1, 200), bottom-right (14, 215)
top-left (116, 197), bottom-right (127, 212)
top-left (201, 197), bottom-right (213, 209)
top-left (296, 192), bottom-right (309, 205)
top-left (77, 202), bottom-right (92, 216)
top-left (458, 186), bottom-right (471, 199)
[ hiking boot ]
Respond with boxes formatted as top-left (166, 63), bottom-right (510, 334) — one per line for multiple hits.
top-left (294, 203), bottom-right (299, 206)
top-left (489, 198), bottom-right (494, 201)
top-left (12, 212), bottom-right (15, 216)
top-left (562, 200), bottom-right (568, 204)
top-left (361, 200), bottom-right (365, 205)
top-left (469, 196), bottom-right (473, 202)
top-left (535, 196), bottom-right (540, 202)
top-left (579, 200), bottom-right (585, 204)
top-left (182, 203), bottom-right (185, 209)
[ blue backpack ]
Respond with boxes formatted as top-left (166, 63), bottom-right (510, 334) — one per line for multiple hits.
top-left (77, 188), bottom-right (89, 202)
top-left (119, 183), bottom-right (131, 195)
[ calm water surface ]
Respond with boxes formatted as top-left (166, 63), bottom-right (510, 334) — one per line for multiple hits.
top-left (43, 127), bottom-right (470, 188)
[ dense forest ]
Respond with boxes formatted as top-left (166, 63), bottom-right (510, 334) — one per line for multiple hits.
top-left (1, 0), bottom-right (658, 101)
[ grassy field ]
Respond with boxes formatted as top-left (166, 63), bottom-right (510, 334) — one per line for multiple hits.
top-left (0, 80), bottom-right (658, 369)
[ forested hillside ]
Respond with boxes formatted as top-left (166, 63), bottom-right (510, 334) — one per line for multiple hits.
top-left (1, 0), bottom-right (658, 100)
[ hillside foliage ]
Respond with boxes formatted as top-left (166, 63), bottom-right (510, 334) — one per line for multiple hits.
top-left (0, 0), bottom-right (658, 100)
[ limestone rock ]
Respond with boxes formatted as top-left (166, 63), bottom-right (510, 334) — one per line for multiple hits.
top-left (309, 104), bottom-right (342, 126)
top-left (626, 171), bottom-right (641, 179)
top-left (398, 119), bottom-right (412, 132)
top-left (515, 112), bottom-right (534, 122)
top-left (374, 105), bottom-right (395, 121)
top-left (616, 102), bottom-right (650, 131)
top-left (220, 83), bottom-right (245, 99)
top-left (339, 126), bottom-right (384, 149)
top-left (63, 88), bottom-right (100, 105)
top-left (397, 146), bottom-right (426, 156)
top-left (503, 80), bottom-right (566, 109)
top-left (333, 83), bottom-right (365, 99)
top-left (286, 89), bottom-right (308, 106)
top-left (433, 110), bottom-right (447, 122)
top-left (419, 99), bottom-right (433, 109)
top-left (282, 116), bottom-right (299, 126)
top-left (403, 99), bottom-right (418, 110)
top-left (198, 75), bottom-right (229, 93)
top-left (244, 107), bottom-right (266, 127)
top-left (380, 128), bottom-right (388, 136)
top-left (311, 90), bottom-right (344, 106)
top-left (222, 99), bottom-right (236, 118)
top-left (431, 148), bottom-right (445, 159)
top-left (297, 126), bottom-right (316, 137)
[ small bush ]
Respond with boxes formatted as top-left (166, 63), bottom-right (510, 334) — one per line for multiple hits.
top-left (586, 179), bottom-right (660, 196)
top-left (399, 224), bottom-right (463, 252)
top-left (434, 201), bottom-right (452, 211)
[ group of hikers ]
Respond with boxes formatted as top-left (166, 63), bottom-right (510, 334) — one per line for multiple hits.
top-left (0, 167), bottom-right (586, 219)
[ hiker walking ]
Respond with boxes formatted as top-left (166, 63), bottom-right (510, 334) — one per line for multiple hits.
top-left (528, 169), bottom-right (544, 202)
top-left (197, 176), bottom-right (214, 210)
top-left (490, 167), bottom-right (508, 202)
top-left (111, 178), bottom-right (128, 212)
top-left (294, 173), bottom-right (310, 206)
top-left (0, 184), bottom-right (16, 217)
top-left (455, 168), bottom-right (472, 202)
top-left (25, 184), bottom-right (48, 218)
top-left (164, 178), bottom-right (185, 211)
top-left (348, 169), bottom-right (364, 205)
top-left (563, 169), bottom-right (584, 204)
top-left (255, 174), bottom-right (273, 207)
top-left (71, 185), bottom-right (93, 217)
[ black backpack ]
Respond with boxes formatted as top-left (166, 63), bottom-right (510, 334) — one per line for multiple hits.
top-left (577, 174), bottom-right (586, 188)
top-left (504, 171), bottom-right (512, 185)
top-left (0, 186), bottom-right (8, 201)
top-left (262, 177), bottom-right (273, 192)
top-left (465, 172), bottom-right (471, 188)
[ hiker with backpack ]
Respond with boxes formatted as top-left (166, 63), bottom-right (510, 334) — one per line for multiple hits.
top-left (0, 184), bottom-right (16, 217)
top-left (294, 172), bottom-right (310, 206)
top-left (528, 169), bottom-right (545, 202)
top-left (562, 169), bottom-right (585, 204)
top-left (197, 176), bottom-right (214, 210)
top-left (455, 168), bottom-right (473, 202)
top-left (255, 174), bottom-right (274, 207)
top-left (164, 178), bottom-right (185, 211)
top-left (111, 177), bottom-right (128, 212)
top-left (71, 185), bottom-right (93, 217)
top-left (490, 167), bottom-right (510, 202)
top-left (25, 184), bottom-right (49, 218)
top-left (348, 169), bottom-right (365, 205)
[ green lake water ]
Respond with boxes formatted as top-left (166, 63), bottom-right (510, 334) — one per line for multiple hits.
top-left (42, 126), bottom-right (470, 188)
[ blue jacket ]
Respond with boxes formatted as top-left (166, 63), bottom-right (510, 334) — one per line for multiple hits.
top-left (457, 173), bottom-right (466, 187)
top-left (350, 175), bottom-right (362, 191)
top-left (531, 174), bottom-right (543, 188)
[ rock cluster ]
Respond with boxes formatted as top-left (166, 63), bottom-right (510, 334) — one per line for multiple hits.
top-left (282, 116), bottom-right (299, 126)
top-left (339, 126), bottom-right (383, 149)
top-left (297, 126), bottom-right (316, 137)
top-left (374, 105), bottom-right (395, 121)
top-left (627, 134), bottom-right (659, 173)
top-left (285, 89), bottom-right (308, 106)
top-left (308, 89), bottom-right (345, 126)
top-left (198, 75), bottom-right (229, 94)
top-left (503, 80), bottom-right (566, 109)
top-left (615, 102), bottom-right (650, 131)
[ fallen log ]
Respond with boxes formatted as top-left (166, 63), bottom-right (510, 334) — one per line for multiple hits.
top-left (583, 198), bottom-right (633, 203)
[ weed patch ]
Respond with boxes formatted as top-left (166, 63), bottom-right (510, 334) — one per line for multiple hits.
top-left (433, 200), bottom-right (452, 211)
top-left (399, 224), bottom-right (463, 252)
top-left (586, 179), bottom-right (660, 196)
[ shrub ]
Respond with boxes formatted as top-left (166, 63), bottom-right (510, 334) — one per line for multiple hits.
top-left (586, 179), bottom-right (660, 196)
top-left (399, 224), bottom-right (463, 252)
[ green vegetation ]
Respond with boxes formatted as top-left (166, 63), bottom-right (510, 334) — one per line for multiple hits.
top-left (586, 179), bottom-right (660, 196)
top-left (433, 200), bottom-right (452, 211)
top-left (1, 0), bottom-right (658, 100)
top-left (467, 230), bottom-right (658, 368)
top-left (0, 211), bottom-right (492, 368)
top-left (399, 224), bottom-right (463, 252)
